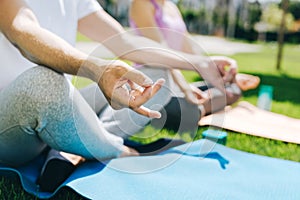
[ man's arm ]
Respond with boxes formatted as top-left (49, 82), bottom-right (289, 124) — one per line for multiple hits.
top-left (0, 0), bottom-right (163, 118)
top-left (0, 0), bottom-right (87, 75)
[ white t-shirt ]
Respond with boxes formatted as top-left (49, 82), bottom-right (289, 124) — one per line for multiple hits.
top-left (0, 0), bottom-right (101, 90)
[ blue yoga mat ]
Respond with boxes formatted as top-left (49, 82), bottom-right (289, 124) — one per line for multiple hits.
top-left (1, 139), bottom-right (300, 199)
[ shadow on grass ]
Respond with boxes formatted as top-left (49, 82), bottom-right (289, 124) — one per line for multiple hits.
top-left (243, 73), bottom-right (300, 104)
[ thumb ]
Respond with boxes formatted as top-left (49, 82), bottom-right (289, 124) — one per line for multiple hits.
top-left (185, 91), bottom-right (199, 105)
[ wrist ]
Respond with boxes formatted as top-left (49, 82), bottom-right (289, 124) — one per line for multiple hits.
top-left (79, 57), bottom-right (108, 83)
top-left (182, 86), bottom-right (192, 93)
top-left (194, 57), bottom-right (210, 73)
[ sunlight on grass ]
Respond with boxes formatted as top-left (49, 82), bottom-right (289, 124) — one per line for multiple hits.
top-left (232, 43), bottom-right (300, 78)
top-left (183, 43), bottom-right (300, 163)
top-left (72, 76), bottom-right (93, 89)
top-left (140, 42), bottom-right (300, 163)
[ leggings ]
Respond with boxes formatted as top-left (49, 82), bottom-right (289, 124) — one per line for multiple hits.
top-left (0, 66), bottom-right (125, 166)
top-left (0, 66), bottom-right (173, 166)
top-left (0, 65), bottom-right (237, 166)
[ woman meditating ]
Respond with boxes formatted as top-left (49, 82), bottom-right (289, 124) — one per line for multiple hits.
top-left (129, 0), bottom-right (260, 129)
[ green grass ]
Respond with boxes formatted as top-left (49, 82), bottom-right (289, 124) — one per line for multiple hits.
top-left (232, 43), bottom-right (300, 118)
top-left (132, 43), bottom-right (300, 162)
top-left (1, 42), bottom-right (300, 199)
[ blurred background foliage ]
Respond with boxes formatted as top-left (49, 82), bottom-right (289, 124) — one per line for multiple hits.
top-left (97, 0), bottom-right (300, 43)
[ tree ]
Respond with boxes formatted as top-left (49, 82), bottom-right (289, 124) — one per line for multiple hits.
top-left (260, 3), bottom-right (294, 32)
top-left (276, 0), bottom-right (289, 71)
top-left (248, 1), bottom-right (262, 30)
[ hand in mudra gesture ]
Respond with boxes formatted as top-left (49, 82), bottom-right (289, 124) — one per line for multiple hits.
top-left (97, 60), bottom-right (164, 118)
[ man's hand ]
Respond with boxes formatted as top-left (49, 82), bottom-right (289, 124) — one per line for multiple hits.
top-left (96, 60), bottom-right (164, 118)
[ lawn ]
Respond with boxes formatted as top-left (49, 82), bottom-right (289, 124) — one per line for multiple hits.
top-left (1, 42), bottom-right (299, 199)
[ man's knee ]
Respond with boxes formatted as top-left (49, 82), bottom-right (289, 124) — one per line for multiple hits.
top-left (13, 66), bottom-right (71, 104)
top-left (1, 66), bottom-right (74, 124)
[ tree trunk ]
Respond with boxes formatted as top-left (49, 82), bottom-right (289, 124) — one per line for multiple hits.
top-left (276, 0), bottom-right (289, 71)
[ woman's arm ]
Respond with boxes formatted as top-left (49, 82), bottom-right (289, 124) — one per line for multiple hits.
top-left (129, 0), bottom-right (203, 104)
top-left (129, 0), bottom-right (164, 43)
top-left (168, 1), bottom-right (238, 82)
top-left (78, 9), bottom-right (229, 95)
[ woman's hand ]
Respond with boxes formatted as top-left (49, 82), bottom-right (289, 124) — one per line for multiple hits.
top-left (183, 85), bottom-right (208, 105)
top-left (210, 56), bottom-right (238, 84)
top-left (195, 56), bottom-right (238, 98)
top-left (93, 59), bottom-right (164, 118)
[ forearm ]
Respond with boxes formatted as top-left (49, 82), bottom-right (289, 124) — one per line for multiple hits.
top-left (181, 33), bottom-right (197, 54)
top-left (170, 69), bottom-right (191, 92)
top-left (77, 10), bottom-right (211, 74)
top-left (105, 33), bottom-right (209, 71)
top-left (101, 33), bottom-right (227, 91)
top-left (9, 24), bottom-right (86, 74)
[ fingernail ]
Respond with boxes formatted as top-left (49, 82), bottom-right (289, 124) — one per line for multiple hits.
top-left (143, 78), bottom-right (153, 86)
top-left (157, 78), bottom-right (166, 84)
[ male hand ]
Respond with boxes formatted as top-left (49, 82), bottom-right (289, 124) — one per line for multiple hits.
top-left (97, 60), bottom-right (164, 118)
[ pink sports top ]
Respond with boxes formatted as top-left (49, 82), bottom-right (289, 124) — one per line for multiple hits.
top-left (130, 0), bottom-right (187, 51)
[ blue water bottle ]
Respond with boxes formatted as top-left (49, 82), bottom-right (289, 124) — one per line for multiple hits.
top-left (257, 85), bottom-right (273, 111)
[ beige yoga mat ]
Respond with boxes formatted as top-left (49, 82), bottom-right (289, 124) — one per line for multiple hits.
top-left (199, 101), bottom-right (300, 144)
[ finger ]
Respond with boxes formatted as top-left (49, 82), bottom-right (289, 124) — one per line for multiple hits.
top-left (185, 92), bottom-right (199, 105)
top-left (123, 68), bottom-right (153, 87)
top-left (190, 85), bottom-right (208, 99)
top-left (110, 85), bottom-right (131, 109)
top-left (112, 79), bottom-right (164, 113)
top-left (217, 63), bottom-right (227, 76)
top-left (226, 90), bottom-right (234, 98)
top-left (222, 61), bottom-right (237, 83)
top-left (127, 80), bottom-right (136, 89)
top-left (229, 65), bottom-right (238, 75)
top-left (194, 90), bottom-right (208, 104)
top-left (133, 105), bottom-right (162, 119)
top-left (151, 78), bottom-right (165, 96)
top-left (128, 80), bottom-right (143, 93)
top-left (226, 60), bottom-right (238, 76)
top-left (130, 79), bottom-right (165, 107)
top-left (195, 90), bottom-right (208, 100)
top-left (223, 71), bottom-right (234, 83)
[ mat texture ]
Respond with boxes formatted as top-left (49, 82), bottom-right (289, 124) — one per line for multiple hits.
top-left (1, 139), bottom-right (300, 200)
top-left (199, 101), bottom-right (300, 144)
